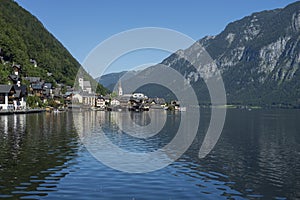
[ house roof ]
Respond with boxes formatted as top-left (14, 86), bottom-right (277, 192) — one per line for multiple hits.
top-left (80, 92), bottom-right (96, 97)
top-left (12, 64), bottom-right (21, 70)
top-left (31, 84), bottom-right (43, 90)
top-left (13, 85), bottom-right (27, 96)
top-left (0, 85), bottom-right (13, 93)
top-left (8, 74), bottom-right (20, 82)
top-left (43, 83), bottom-right (52, 89)
top-left (65, 91), bottom-right (73, 96)
top-left (119, 96), bottom-right (131, 103)
top-left (24, 77), bottom-right (41, 83)
top-left (83, 81), bottom-right (91, 88)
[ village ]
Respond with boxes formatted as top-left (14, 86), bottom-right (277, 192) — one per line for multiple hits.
top-left (71, 79), bottom-right (181, 112)
top-left (0, 64), bottom-right (182, 114)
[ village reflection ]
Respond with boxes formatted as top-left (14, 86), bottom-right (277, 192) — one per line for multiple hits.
top-left (0, 112), bottom-right (79, 198)
top-left (74, 110), bottom-right (168, 137)
top-left (73, 110), bottom-right (174, 156)
top-left (0, 114), bottom-right (26, 159)
top-left (0, 114), bottom-right (9, 135)
top-left (0, 114), bottom-right (26, 136)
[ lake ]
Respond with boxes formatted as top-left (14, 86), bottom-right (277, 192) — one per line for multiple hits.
top-left (0, 109), bottom-right (299, 199)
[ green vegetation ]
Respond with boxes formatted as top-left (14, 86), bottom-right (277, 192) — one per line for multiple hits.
top-left (0, 0), bottom-right (107, 94)
top-left (26, 95), bottom-right (43, 108)
top-left (0, 0), bottom-right (77, 85)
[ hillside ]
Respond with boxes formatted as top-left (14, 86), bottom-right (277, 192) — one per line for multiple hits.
top-left (186, 1), bottom-right (300, 106)
top-left (97, 70), bottom-right (142, 92)
top-left (104, 1), bottom-right (300, 107)
top-left (0, 0), bottom-right (106, 93)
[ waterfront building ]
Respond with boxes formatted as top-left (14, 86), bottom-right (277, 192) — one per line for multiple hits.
top-left (111, 98), bottom-right (121, 106)
top-left (8, 65), bottom-right (27, 110)
top-left (0, 85), bottom-right (15, 110)
top-left (95, 96), bottom-right (106, 110)
top-left (13, 85), bottom-right (27, 110)
top-left (128, 93), bottom-right (149, 111)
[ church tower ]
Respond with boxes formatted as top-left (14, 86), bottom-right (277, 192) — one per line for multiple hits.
top-left (118, 81), bottom-right (123, 96)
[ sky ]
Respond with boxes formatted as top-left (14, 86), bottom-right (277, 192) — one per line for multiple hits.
top-left (14, 0), bottom-right (298, 75)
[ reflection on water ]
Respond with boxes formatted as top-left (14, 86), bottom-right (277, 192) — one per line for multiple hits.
top-left (0, 112), bottom-right (79, 199)
top-left (0, 115), bottom-right (26, 161)
top-left (187, 109), bottom-right (300, 199)
top-left (74, 110), bottom-right (173, 150)
top-left (0, 109), bottom-right (299, 199)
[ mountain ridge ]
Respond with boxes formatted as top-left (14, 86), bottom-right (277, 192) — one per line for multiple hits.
top-left (195, 1), bottom-right (300, 105)
top-left (99, 1), bottom-right (300, 107)
top-left (148, 1), bottom-right (300, 106)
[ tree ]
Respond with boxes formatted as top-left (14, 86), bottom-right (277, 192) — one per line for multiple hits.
top-left (26, 95), bottom-right (43, 108)
top-left (96, 83), bottom-right (107, 95)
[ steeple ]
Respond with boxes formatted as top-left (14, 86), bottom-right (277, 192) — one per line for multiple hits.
top-left (118, 80), bottom-right (123, 96)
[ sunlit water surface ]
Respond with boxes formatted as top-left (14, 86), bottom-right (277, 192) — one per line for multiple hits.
top-left (0, 109), bottom-right (299, 199)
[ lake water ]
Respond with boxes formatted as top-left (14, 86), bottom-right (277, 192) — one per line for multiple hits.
top-left (0, 109), bottom-right (299, 199)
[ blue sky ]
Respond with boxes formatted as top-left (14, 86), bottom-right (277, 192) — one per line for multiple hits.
top-left (15, 0), bottom-right (298, 74)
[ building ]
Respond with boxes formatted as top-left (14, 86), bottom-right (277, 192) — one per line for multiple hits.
top-left (0, 85), bottom-right (15, 110)
top-left (31, 83), bottom-right (43, 97)
top-left (43, 83), bottom-right (53, 98)
top-left (24, 77), bottom-right (45, 97)
top-left (95, 96), bottom-right (106, 110)
top-left (13, 85), bottom-right (27, 110)
top-left (72, 93), bottom-right (96, 107)
top-left (82, 93), bottom-right (96, 106)
top-left (128, 93), bottom-right (149, 111)
top-left (111, 98), bottom-right (121, 106)
top-left (5, 65), bottom-right (28, 110)
top-left (78, 77), bottom-right (92, 94)
top-left (72, 93), bottom-right (83, 104)
top-left (132, 93), bottom-right (145, 99)
top-left (119, 94), bottom-right (131, 108)
top-left (24, 77), bottom-right (41, 84)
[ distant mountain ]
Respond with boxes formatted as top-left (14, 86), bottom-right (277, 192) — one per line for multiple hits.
top-left (102, 1), bottom-right (300, 107)
top-left (97, 70), bottom-right (140, 92)
top-left (0, 0), bottom-right (106, 93)
top-left (179, 1), bottom-right (300, 106)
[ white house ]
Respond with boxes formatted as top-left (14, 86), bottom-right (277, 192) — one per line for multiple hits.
top-left (96, 96), bottom-right (106, 109)
top-left (82, 94), bottom-right (96, 106)
top-left (72, 93), bottom-right (83, 104)
top-left (0, 85), bottom-right (14, 110)
top-left (111, 98), bottom-right (120, 106)
top-left (13, 85), bottom-right (27, 110)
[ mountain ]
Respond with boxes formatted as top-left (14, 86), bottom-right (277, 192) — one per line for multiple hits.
top-left (101, 2), bottom-right (299, 107)
top-left (163, 1), bottom-right (300, 107)
top-left (0, 0), bottom-right (106, 94)
top-left (97, 71), bottom-right (139, 92)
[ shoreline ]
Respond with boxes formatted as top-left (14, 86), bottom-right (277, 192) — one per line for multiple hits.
top-left (0, 104), bottom-right (299, 116)
top-left (0, 108), bottom-right (46, 115)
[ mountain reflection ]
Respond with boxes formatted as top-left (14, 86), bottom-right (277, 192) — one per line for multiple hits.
top-left (174, 109), bottom-right (300, 199)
